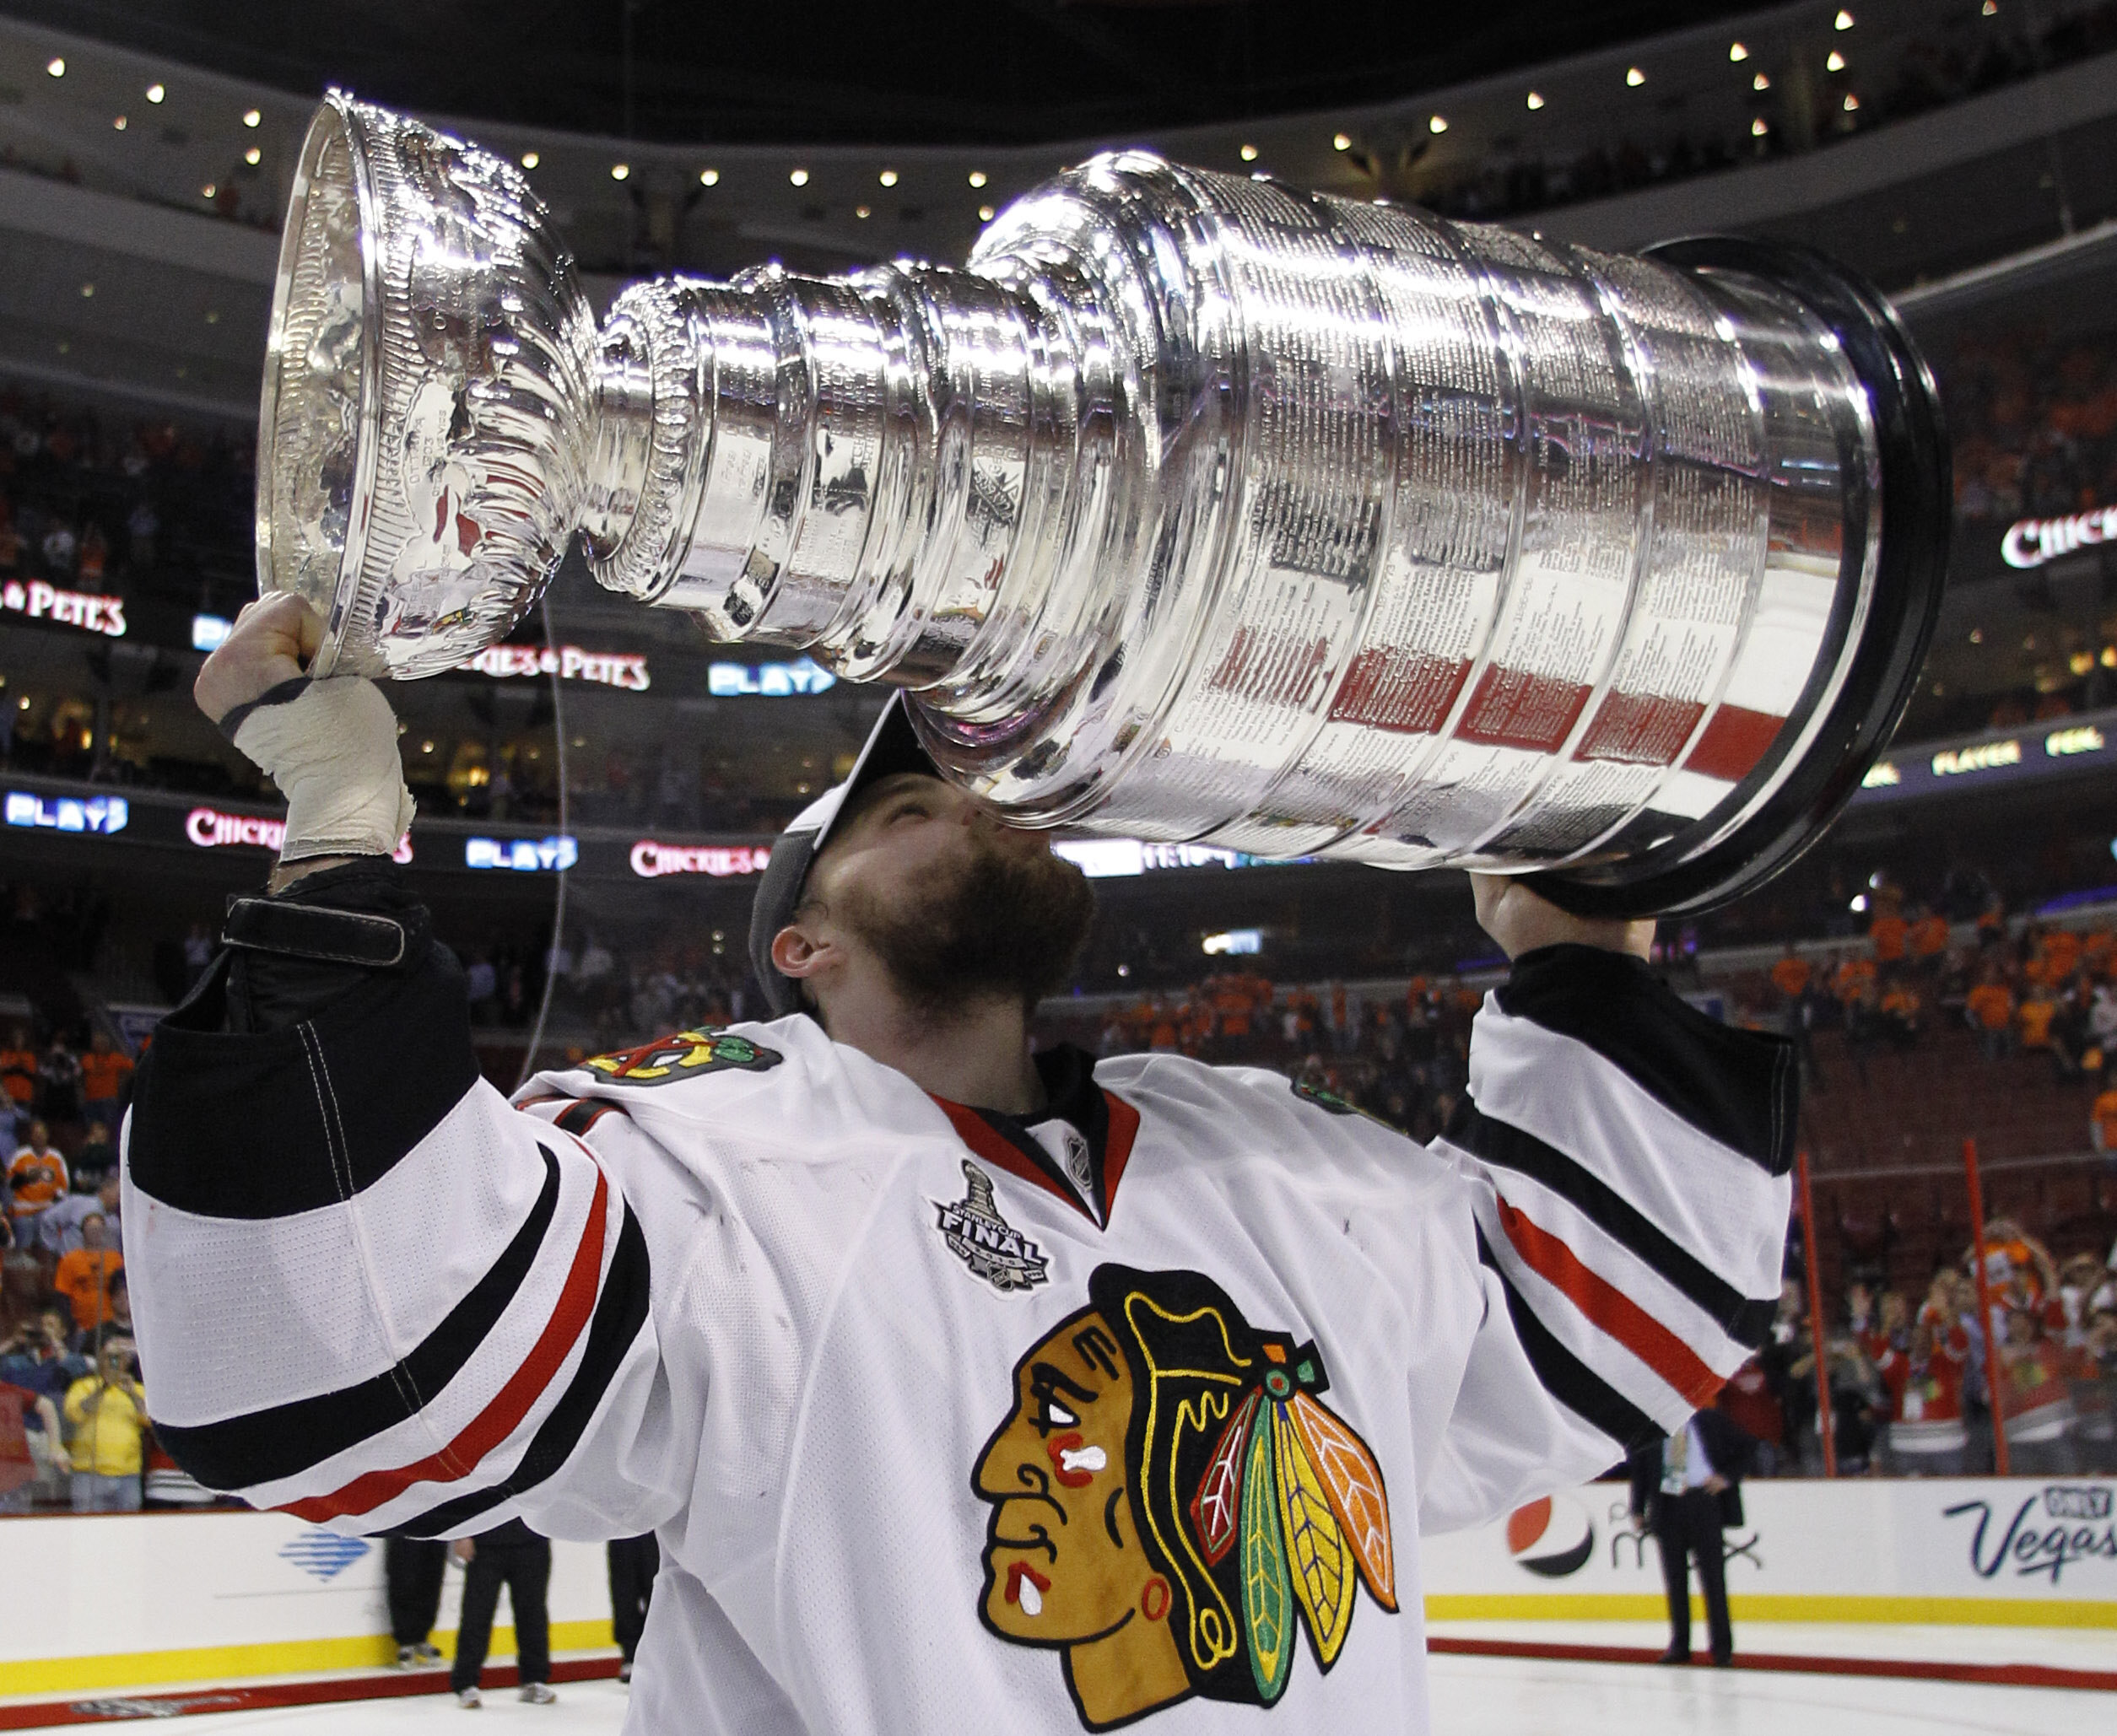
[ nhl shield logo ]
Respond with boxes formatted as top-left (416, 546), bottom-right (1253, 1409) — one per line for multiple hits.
top-left (935, 1162), bottom-right (1050, 1293)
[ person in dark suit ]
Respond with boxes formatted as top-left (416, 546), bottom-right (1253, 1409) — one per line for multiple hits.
top-left (449, 1518), bottom-right (554, 1707)
top-left (1628, 1408), bottom-right (1756, 1667)
top-left (606, 1533), bottom-right (659, 1682)
top-left (384, 1536), bottom-right (447, 1668)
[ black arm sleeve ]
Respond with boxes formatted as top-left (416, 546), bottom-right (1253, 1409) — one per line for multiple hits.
top-left (206, 860), bottom-right (438, 1037)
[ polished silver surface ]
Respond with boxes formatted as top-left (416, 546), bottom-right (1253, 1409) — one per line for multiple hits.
top-left (261, 99), bottom-right (1889, 883)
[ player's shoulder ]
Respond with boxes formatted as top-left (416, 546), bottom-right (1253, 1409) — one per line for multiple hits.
top-left (1094, 1049), bottom-right (1418, 1149)
top-left (521, 1014), bottom-right (924, 1151)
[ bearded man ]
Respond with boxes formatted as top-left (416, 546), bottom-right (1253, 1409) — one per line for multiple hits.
top-left (124, 594), bottom-right (1792, 1735)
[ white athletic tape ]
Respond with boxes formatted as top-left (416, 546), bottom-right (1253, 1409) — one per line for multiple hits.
top-left (230, 678), bottom-right (416, 864)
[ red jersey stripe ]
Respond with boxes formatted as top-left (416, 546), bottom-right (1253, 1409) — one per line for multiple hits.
top-left (929, 1096), bottom-right (1081, 1217)
top-left (1493, 1194), bottom-right (1723, 1410)
top-left (279, 1167), bottom-right (613, 1522)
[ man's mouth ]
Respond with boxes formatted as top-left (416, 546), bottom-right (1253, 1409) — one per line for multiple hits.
top-left (1003, 1560), bottom-right (1052, 1617)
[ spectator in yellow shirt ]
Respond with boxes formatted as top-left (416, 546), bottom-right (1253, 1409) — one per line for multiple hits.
top-left (63, 1341), bottom-right (147, 1512)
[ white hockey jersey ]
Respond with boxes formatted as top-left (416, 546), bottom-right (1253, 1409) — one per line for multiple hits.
top-left (122, 941), bottom-right (1791, 1735)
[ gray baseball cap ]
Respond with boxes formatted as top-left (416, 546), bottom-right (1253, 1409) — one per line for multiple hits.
top-left (747, 693), bottom-right (942, 1017)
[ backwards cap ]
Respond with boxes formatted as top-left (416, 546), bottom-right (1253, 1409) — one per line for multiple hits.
top-left (747, 693), bottom-right (942, 1017)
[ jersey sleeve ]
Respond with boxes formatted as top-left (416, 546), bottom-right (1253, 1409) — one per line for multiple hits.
top-left (120, 941), bottom-right (694, 1540)
top-left (1417, 943), bottom-right (1794, 1534)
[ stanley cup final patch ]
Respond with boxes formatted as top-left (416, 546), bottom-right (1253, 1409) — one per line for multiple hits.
top-left (935, 1161), bottom-right (1050, 1293)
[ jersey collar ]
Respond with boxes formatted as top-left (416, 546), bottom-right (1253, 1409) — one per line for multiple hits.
top-left (929, 1045), bottom-right (1139, 1231)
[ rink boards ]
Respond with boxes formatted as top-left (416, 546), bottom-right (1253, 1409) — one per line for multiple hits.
top-left (0, 1478), bottom-right (2111, 1697)
top-left (1422, 1475), bottom-right (2117, 1626)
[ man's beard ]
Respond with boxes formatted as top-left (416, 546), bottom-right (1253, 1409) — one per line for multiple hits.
top-left (841, 835), bottom-right (1096, 1017)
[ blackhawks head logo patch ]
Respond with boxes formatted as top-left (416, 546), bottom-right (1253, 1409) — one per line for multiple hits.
top-left (974, 1264), bottom-right (1395, 1731)
top-left (584, 1030), bottom-right (781, 1086)
top-left (935, 1162), bottom-right (1050, 1293)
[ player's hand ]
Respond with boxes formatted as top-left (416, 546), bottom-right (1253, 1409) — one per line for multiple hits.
top-left (451, 1538), bottom-right (476, 1564)
top-left (1704, 1474), bottom-right (1730, 1495)
top-left (1471, 874), bottom-right (1654, 962)
top-left (194, 594), bottom-right (324, 727)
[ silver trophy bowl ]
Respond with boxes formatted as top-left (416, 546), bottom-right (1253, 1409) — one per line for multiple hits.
top-left (259, 92), bottom-right (1948, 914)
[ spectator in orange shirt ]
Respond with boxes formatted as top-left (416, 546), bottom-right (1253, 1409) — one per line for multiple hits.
top-left (78, 1032), bottom-right (132, 1141)
top-left (1769, 945), bottom-right (1812, 1003)
top-left (1870, 906), bottom-right (1909, 965)
top-left (51, 1216), bottom-right (122, 1333)
top-left (1965, 970), bottom-right (2015, 1060)
top-left (1907, 905), bottom-right (1950, 969)
top-left (0, 1027), bottom-right (35, 1152)
top-left (1878, 978), bottom-right (1922, 1049)
top-left (2083, 928), bottom-right (2117, 978)
top-left (6, 1124), bottom-right (67, 1236)
top-left (1833, 952), bottom-right (1877, 1005)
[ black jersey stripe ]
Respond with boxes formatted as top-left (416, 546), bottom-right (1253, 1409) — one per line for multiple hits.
top-left (155, 1146), bottom-right (564, 1491)
top-left (1493, 944), bottom-right (1796, 1176)
top-left (129, 958), bottom-right (481, 1220)
top-left (386, 1202), bottom-right (652, 1538)
top-left (1476, 1225), bottom-right (1661, 1454)
top-left (1449, 1102), bottom-right (1775, 1351)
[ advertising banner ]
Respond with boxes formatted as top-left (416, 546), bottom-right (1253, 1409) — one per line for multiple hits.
top-left (0, 1512), bottom-right (614, 1696)
top-left (1420, 1477), bottom-right (2117, 1626)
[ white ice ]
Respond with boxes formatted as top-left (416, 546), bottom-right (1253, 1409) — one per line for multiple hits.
top-left (122, 1657), bottom-right (2102, 1736)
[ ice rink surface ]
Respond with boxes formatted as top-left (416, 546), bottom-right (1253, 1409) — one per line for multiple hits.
top-left (127, 1658), bottom-right (2103, 1736)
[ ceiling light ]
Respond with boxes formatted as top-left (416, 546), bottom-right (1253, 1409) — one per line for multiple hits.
top-left (1239, 143), bottom-right (1259, 161)
top-left (1753, 72), bottom-right (1771, 89)
top-left (789, 167), bottom-right (809, 186)
top-left (245, 146), bottom-right (261, 165)
top-left (521, 151), bottom-right (540, 169)
top-left (878, 168), bottom-right (898, 186)
top-left (146, 84), bottom-right (165, 104)
top-left (1751, 116), bottom-right (1769, 136)
top-left (611, 163), bottom-right (629, 181)
top-left (242, 109), bottom-right (261, 128)
top-left (1843, 92), bottom-right (1860, 110)
top-left (111, 115), bottom-right (127, 132)
top-left (1828, 49), bottom-right (1847, 71)
top-left (46, 57), bottom-right (64, 77)
top-left (1626, 67), bottom-right (1646, 86)
top-left (1983, 1), bottom-right (1998, 13)
top-left (1428, 115), bottom-right (1448, 134)
top-left (204, 310), bottom-right (219, 324)
top-left (79, 283), bottom-right (94, 298)
top-left (968, 170), bottom-right (987, 187)
top-left (698, 166), bottom-right (717, 185)
top-left (856, 204), bottom-right (872, 218)
top-left (201, 183), bottom-right (216, 199)
top-left (1526, 91), bottom-right (1545, 110)
top-left (978, 204), bottom-right (995, 221)
top-left (1331, 132), bottom-right (1351, 151)
top-left (1835, 9), bottom-right (1855, 29)
top-left (1729, 41), bottom-right (1749, 61)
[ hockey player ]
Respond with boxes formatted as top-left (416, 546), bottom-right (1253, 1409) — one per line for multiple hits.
top-left (124, 594), bottom-right (1792, 1733)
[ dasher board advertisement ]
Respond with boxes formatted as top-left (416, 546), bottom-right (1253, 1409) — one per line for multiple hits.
top-left (1420, 1477), bottom-right (2116, 1625)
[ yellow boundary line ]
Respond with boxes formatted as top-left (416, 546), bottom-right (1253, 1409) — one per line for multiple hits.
top-left (1424, 1593), bottom-right (2117, 1628)
top-left (0, 1621), bottom-right (614, 1698)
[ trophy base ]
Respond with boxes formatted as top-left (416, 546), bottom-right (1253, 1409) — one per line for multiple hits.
top-left (1528, 238), bottom-right (1949, 922)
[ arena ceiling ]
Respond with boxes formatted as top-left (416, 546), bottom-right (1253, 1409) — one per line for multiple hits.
top-left (0, 0), bottom-right (1762, 146)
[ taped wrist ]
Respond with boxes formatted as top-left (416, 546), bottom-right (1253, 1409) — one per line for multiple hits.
top-left (224, 677), bottom-right (415, 863)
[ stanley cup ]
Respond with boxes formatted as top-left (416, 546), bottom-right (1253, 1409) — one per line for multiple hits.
top-left (257, 92), bottom-right (1948, 914)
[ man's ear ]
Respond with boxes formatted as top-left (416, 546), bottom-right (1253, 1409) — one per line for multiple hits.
top-left (770, 920), bottom-right (829, 984)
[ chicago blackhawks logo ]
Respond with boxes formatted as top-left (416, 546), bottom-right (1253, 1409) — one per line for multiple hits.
top-left (935, 1162), bottom-right (1050, 1293)
top-left (974, 1264), bottom-right (1395, 1730)
top-left (583, 1030), bottom-right (781, 1085)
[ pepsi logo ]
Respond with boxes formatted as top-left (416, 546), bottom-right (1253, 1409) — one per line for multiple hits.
top-left (1505, 1494), bottom-right (1594, 1578)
